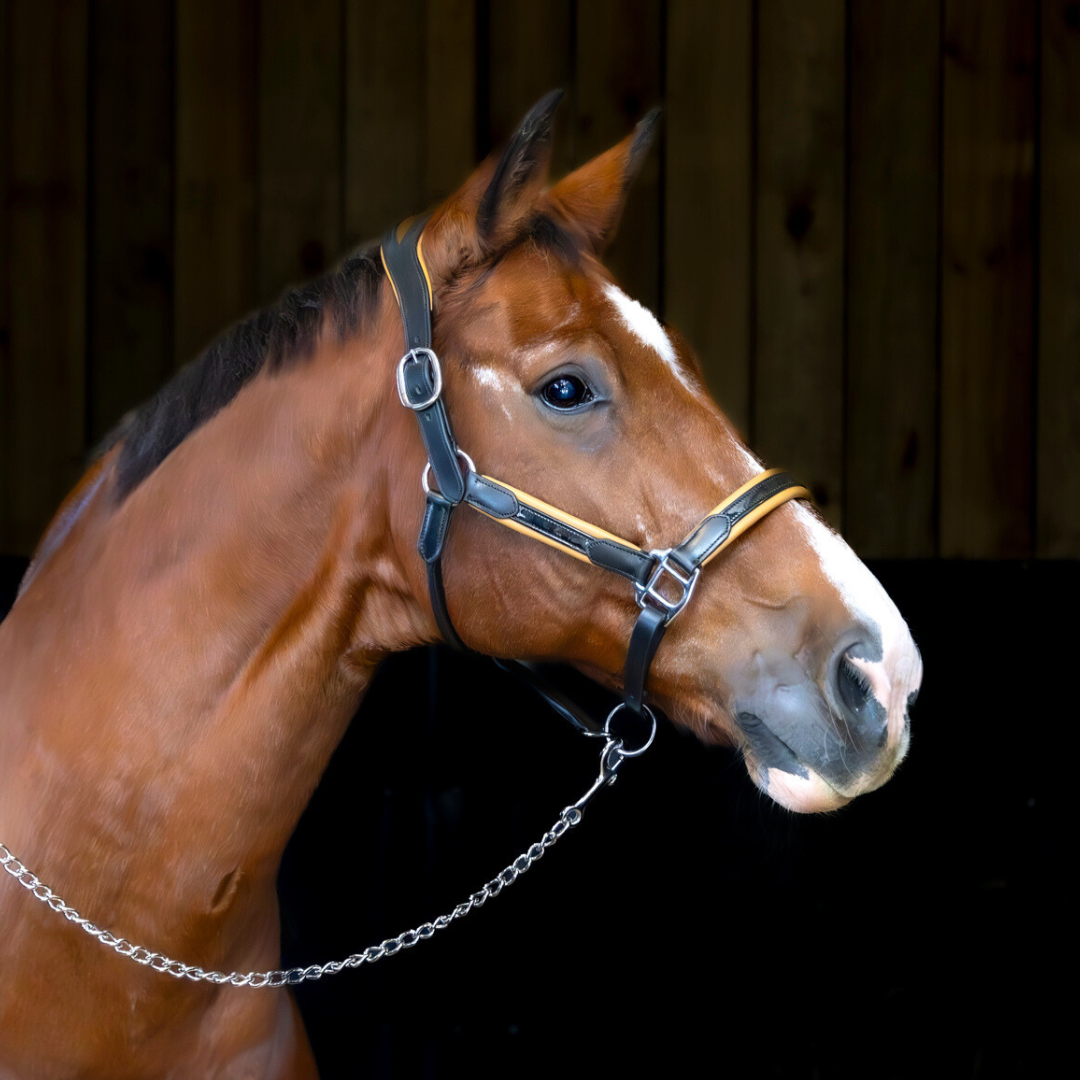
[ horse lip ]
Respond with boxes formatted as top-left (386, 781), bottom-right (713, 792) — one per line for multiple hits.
top-left (734, 711), bottom-right (852, 811)
top-left (734, 710), bottom-right (809, 780)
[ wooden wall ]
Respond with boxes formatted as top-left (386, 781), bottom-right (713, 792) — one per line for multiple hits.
top-left (1, 0), bottom-right (1077, 558)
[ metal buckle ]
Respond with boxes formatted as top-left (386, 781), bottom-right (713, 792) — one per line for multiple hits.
top-left (396, 348), bottom-right (443, 410)
top-left (635, 549), bottom-right (700, 620)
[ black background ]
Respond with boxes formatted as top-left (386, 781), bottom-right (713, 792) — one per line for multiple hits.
top-left (275, 561), bottom-right (1063, 1080)
top-left (1, 556), bottom-right (1033, 1079)
top-left (0, 557), bottom-right (1067, 1080)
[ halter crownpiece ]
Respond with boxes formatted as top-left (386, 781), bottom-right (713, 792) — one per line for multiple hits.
top-left (381, 215), bottom-right (810, 732)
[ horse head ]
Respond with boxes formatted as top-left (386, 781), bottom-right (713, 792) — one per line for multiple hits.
top-left (392, 92), bottom-right (922, 813)
top-left (0, 90), bottom-right (926, 1076)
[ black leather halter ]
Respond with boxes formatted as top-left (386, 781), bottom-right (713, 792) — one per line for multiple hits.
top-left (381, 216), bottom-right (810, 736)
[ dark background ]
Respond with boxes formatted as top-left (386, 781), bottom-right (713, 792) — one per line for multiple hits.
top-left (0, 2), bottom-right (1075, 1078)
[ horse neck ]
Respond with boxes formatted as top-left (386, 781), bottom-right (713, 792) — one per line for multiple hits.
top-left (0, 296), bottom-right (433, 944)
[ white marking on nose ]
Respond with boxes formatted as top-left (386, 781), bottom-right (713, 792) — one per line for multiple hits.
top-left (603, 283), bottom-right (696, 393)
top-left (793, 503), bottom-right (923, 746)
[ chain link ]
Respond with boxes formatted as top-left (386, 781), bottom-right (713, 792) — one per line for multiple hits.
top-left (0, 733), bottom-right (633, 988)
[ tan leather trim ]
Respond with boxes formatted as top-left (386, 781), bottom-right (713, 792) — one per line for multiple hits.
top-left (379, 245), bottom-right (403, 310)
top-left (470, 474), bottom-right (642, 563)
top-left (696, 466), bottom-right (787, 520)
top-left (698, 483), bottom-right (811, 567)
top-left (415, 229), bottom-right (434, 311)
top-left (466, 469), bottom-right (805, 570)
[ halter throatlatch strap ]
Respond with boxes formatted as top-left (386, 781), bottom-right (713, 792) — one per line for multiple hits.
top-left (381, 217), bottom-right (810, 728)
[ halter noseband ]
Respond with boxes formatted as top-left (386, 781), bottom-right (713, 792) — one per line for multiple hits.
top-left (381, 215), bottom-right (809, 732)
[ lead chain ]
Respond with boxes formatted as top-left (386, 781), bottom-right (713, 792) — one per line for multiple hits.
top-left (0, 734), bottom-right (628, 988)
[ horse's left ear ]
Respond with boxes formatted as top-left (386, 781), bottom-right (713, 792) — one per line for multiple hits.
top-left (548, 108), bottom-right (660, 254)
top-left (423, 90), bottom-right (563, 279)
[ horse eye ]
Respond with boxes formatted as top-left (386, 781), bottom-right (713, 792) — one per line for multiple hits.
top-left (540, 374), bottom-right (593, 410)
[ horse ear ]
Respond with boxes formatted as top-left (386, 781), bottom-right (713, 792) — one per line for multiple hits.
top-left (548, 108), bottom-right (660, 253)
top-left (476, 89), bottom-right (563, 240)
top-left (423, 90), bottom-right (563, 277)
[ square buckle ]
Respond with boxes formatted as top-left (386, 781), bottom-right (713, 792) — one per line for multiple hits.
top-left (396, 348), bottom-right (443, 410)
top-left (634, 550), bottom-right (701, 620)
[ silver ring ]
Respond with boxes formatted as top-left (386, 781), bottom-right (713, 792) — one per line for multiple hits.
top-left (421, 450), bottom-right (476, 496)
top-left (603, 703), bottom-right (657, 757)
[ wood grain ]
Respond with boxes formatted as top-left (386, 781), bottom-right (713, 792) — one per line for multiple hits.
top-left (1037, 0), bottom-right (1080, 556)
top-left (845, 0), bottom-right (940, 556)
top-left (2, 0), bottom-right (88, 554)
top-left (258, 0), bottom-right (343, 301)
top-left (0, 1), bottom-right (10, 545)
top-left (174, 0), bottom-right (258, 366)
top-left (343, 0), bottom-right (426, 248)
top-left (754, 0), bottom-right (846, 527)
top-left (425, 0), bottom-right (476, 204)
top-left (940, 0), bottom-right (1036, 557)
top-left (88, 0), bottom-right (174, 441)
top-left (664, 0), bottom-right (754, 436)
top-left (487, 0), bottom-right (574, 176)
top-left (574, 0), bottom-right (664, 311)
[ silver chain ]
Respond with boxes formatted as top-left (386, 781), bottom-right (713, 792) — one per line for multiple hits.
top-left (0, 717), bottom-right (650, 989)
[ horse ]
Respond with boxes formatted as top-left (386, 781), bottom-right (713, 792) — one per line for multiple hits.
top-left (0, 93), bottom-right (922, 1078)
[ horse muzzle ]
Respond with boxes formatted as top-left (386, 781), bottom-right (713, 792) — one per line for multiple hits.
top-left (730, 633), bottom-right (920, 813)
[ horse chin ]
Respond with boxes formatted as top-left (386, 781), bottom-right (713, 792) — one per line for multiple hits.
top-left (744, 754), bottom-right (852, 814)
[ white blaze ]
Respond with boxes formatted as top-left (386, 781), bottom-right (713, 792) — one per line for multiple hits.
top-left (793, 502), bottom-right (923, 748)
top-left (603, 283), bottom-right (696, 393)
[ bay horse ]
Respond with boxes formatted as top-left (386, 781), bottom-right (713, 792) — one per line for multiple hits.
top-left (0, 94), bottom-right (921, 1078)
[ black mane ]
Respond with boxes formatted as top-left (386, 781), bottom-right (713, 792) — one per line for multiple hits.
top-left (107, 211), bottom-right (581, 501)
top-left (109, 247), bottom-right (385, 499)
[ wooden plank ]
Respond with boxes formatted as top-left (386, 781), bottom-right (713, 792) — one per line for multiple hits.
top-left (344, 0), bottom-right (475, 246)
top-left (258, 0), bottom-right (343, 301)
top-left (940, 0), bottom-right (1036, 557)
top-left (174, 0), bottom-right (258, 366)
top-left (664, 0), bottom-right (753, 436)
top-left (845, 0), bottom-right (940, 557)
top-left (754, 0), bottom-right (846, 527)
top-left (424, 0), bottom-right (476, 204)
top-left (343, 0), bottom-right (425, 249)
top-left (88, 0), bottom-right (174, 441)
top-left (2, 0), bottom-right (88, 555)
top-left (573, 0), bottom-right (664, 311)
top-left (1037, 0), bottom-right (1080, 556)
top-left (487, 0), bottom-right (573, 175)
top-left (0, 1), bottom-right (10, 549)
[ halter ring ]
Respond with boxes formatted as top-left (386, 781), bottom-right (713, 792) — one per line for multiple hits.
top-left (421, 450), bottom-right (476, 497)
top-left (604, 703), bottom-right (657, 758)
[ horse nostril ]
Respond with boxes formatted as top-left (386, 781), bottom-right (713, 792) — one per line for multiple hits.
top-left (836, 651), bottom-right (873, 714)
top-left (832, 645), bottom-right (888, 746)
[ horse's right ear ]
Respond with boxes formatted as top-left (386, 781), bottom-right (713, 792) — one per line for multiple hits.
top-left (423, 90), bottom-right (563, 279)
top-left (547, 108), bottom-right (660, 254)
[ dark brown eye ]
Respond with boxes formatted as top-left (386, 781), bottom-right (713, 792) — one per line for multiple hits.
top-left (541, 374), bottom-right (593, 410)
